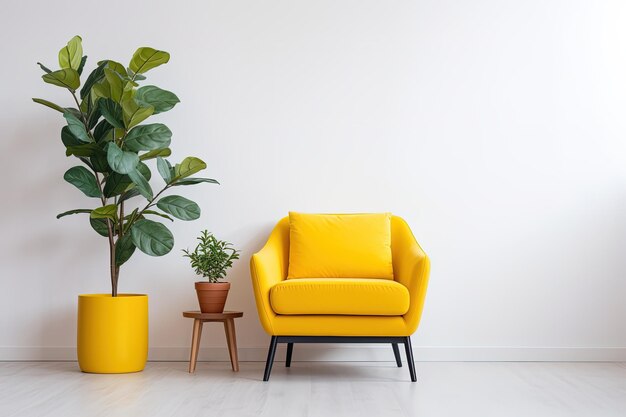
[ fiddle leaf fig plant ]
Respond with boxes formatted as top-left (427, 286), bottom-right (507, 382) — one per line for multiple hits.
top-left (34, 36), bottom-right (219, 296)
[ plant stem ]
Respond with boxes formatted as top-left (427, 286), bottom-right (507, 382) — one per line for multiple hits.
top-left (91, 168), bottom-right (118, 297)
top-left (99, 178), bottom-right (117, 297)
top-left (71, 92), bottom-right (88, 126)
top-left (109, 226), bottom-right (117, 297)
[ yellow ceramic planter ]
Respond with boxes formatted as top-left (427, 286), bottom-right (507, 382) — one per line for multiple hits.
top-left (77, 294), bottom-right (148, 374)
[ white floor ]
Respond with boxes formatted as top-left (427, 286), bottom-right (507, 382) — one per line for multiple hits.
top-left (0, 361), bottom-right (624, 417)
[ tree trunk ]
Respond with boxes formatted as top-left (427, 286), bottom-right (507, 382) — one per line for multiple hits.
top-left (107, 219), bottom-right (118, 297)
top-left (110, 245), bottom-right (118, 297)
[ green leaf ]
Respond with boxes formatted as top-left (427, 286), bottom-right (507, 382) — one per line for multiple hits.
top-left (103, 172), bottom-right (131, 197)
top-left (58, 35), bottom-right (83, 70)
top-left (156, 195), bottom-right (201, 221)
top-left (122, 97), bottom-right (153, 129)
top-left (90, 217), bottom-right (110, 237)
top-left (80, 61), bottom-right (107, 99)
top-left (135, 86), bottom-right (180, 114)
top-left (32, 98), bottom-right (65, 113)
top-left (79, 97), bottom-right (89, 113)
top-left (139, 147), bottom-right (171, 161)
top-left (103, 162), bottom-right (150, 197)
top-left (124, 124), bottom-right (172, 152)
top-left (106, 142), bottom-right (139, 174)
top-left (115, 234), bottom-right (136, 266)
top-left (56, 208), bottom-right (91, 219)
top-left (63, 111), bottom-right (90, 143)
top-left (129, 47), bottom-right (170, 74)
top-left (156, 157), bottom-right (172, 183)
top-left (63, 166), bottom-right (101, 198)
top-left (174, 157), bottom-right (207, 179)
top-left (121, 82), bottom-right (135, 102)
top-left (65, 107), bottom-right (82, 118)
top-left (136, 161), bottom-right (152, 181)
top-left (104, 60), bottom-right (128, 77)
top-left (91, 82), bottom-right (110, 102)
top-left (92, 77), bottom-right (126, 106)
top-left (123, 208), bottom-right (140, 230)
top-left (130, 219), bottom-right (174, 256)
top-left (127, 68), bottom-right (146, 81)
top-left (163, 159), bottom-right (174, 179)
top-left (61, 126), bottom-right (82, 147)
top-left (90, 149), bottom-right (109, 172)
top-left (103, 68), bottom-right (124, 102)
top-left (127, 168), bottom-right (153, 200)
top-left (93, 119), bottom-right (114, 142)
top-left (173, 177), bottom-right (220, 186)
top-left (65, 143), bottom-right (100, 157)
top-left (77, 55), bottom-right (87, 75)
top-left (86, 104), bottom-right (101, 130)
top-left (143, 210), bottom-right (174, 222)
top-left (42, 68), bottom-right (80, 91)
top-left (91, 204), bottom-right (118, 220)
top-left (37, 62), bottom-right (52, 74)
top-left (98, 98), bottom-right (124, 129)
top-left (119, 188), bottom-right (140, 203)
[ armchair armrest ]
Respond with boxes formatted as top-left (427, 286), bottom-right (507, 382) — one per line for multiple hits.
top-left (391, 217), bottom-right (431, 334)
top-left (250, 218), bottom-right (290, 335)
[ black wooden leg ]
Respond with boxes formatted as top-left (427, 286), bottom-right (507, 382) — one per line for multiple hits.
top-left (404, 337), bottom-right (417, 382)
top-left (286, 342), bottom-right (293, 367)
top-left (392, 343), bottom-right (402, 367)
top-left (263, 336), bottom-right (278, 381)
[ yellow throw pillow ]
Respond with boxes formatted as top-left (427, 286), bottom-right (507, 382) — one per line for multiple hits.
top-left (287, 212), bottom-right (394, 279)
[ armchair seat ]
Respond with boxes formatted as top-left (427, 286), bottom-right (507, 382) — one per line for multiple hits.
top-left (270, 278), bottom-right (410, 316)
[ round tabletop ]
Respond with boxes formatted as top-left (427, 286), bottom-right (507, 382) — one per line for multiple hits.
top-left (183, 310), bottom-right (243, 320)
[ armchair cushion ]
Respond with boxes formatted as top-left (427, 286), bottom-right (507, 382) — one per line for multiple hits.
top-left (287, 212), bottom-right (394, 279)
top-left (269, 278), bottom-right (409, 316)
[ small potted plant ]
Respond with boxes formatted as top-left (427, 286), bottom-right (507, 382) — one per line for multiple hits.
top-left (183, 230), bottom-right (240, 313)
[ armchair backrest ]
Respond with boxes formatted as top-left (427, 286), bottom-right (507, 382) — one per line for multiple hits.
top-left (266, 215), bottom-right (424, 282)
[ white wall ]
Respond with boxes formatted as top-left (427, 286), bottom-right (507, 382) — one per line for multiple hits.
top-left (1, 0), bottom-right (625, 361)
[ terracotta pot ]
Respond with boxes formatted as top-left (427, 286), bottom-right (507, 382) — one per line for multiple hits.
top-left (195, 282), bottom-right (230, 313)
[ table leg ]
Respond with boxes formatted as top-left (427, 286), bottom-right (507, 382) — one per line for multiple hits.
top-left (189, 319), bottom-right (203, 373)
top-left (223, 318), bottom-right (239, 372)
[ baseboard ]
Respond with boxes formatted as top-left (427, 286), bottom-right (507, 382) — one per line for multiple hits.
top-left (1, 345), bottom-right (625, 362)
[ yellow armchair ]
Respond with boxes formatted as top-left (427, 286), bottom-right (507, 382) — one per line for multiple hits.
top-left (250, 215), bottom-right (430, 381)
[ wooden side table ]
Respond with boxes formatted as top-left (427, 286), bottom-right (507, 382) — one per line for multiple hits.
top-left (182, 310), bottom-right (244, 373)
